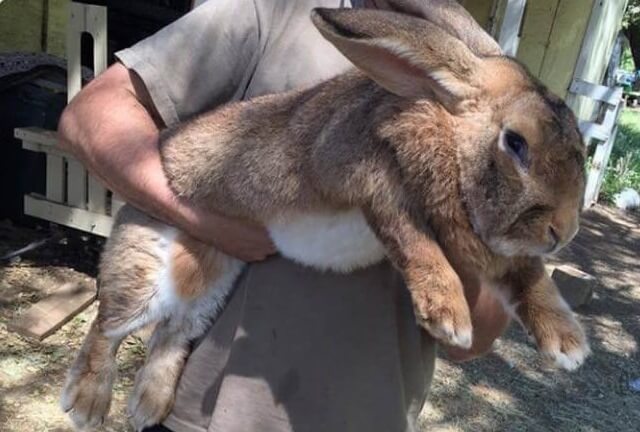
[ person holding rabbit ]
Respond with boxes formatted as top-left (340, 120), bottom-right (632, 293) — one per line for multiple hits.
top-left (58, 1), bottom-right (514, 431)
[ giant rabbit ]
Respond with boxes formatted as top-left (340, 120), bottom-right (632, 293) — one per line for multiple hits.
top-left (62, 4), bottom-right (589, 430)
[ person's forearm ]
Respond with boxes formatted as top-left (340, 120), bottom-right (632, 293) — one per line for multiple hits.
top-left (57, 64), bottom-right (275, 260)
top-left (57, 66), bottom-right (191, 229)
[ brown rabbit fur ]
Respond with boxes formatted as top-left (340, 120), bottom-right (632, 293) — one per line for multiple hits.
top-left (62, 5), bottom-right (589, 431)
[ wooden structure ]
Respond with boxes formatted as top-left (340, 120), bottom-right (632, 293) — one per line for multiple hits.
top-left (568, 80), bottom-right (624, 207)
top-left (8, 281), bottom-right (97, 341)
top-left (0, 0), bottom-right (68, 58)
top-left (495, 0), bottom-right (527, 57)
top-left (15, 2), bottom-right (122, 237)
top-left (7, 2), bottom-right (110, 339)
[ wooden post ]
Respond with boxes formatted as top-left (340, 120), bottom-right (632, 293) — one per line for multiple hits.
top-left (567, 79), bottom-right (624, 208)
top-left (11, 3), bottom-right (110, 340)
top-left (584, 102), bottom-right (624, 208)
top-left (67, 2), bottom-right (109, 214)
top-left (497, 0), bottom-right (527, 56)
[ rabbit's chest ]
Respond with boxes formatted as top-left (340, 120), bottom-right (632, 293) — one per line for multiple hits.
top-left (267, 209), bottom-right (386, 273)
top-left (435, 218), bottom-right (493, 275)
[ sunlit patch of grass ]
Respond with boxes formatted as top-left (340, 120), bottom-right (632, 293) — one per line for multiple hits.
top-left (599, 109), bottom-right (640, 203)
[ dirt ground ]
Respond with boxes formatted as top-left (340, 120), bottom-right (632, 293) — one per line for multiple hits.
top-left (0, 205), bottom-right (638, 432)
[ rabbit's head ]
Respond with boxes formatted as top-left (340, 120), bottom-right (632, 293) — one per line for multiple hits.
top-left (312, 7), bottom-right (586, 258)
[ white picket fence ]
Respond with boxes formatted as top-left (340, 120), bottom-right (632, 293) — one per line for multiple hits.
top-left (568, 79), bottom-right (624, 208)
top-left (16, 3), bottom-right (122, 237)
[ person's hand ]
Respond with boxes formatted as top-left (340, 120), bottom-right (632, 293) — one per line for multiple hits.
top-left (442, 277), bottom-right (510, 362)
top-left (179, 203), bottom-right (277, 262)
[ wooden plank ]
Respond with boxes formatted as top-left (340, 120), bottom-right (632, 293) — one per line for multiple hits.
top-left (111, 194), bottom-right (126, 217)
top-left (15, 127), bottom-right (58, 147)
top-left (537, 0), bottom-right (594, 98)
top-left (22, 140), bottom-right (67, 157)
top-left (66, 2), bottom-right (85, 102)
top-left (569, 80), bottom-right (623, 106)
top-left (46, 0), bottom-right (71, 58)
top-left (516, 0), bottom-right (559, 77)
top-left (583, 100), bottom-right (624, 207)
top-left (498, 0), bottom-right (527, 56)
top-left (585, 141), bottom-right (611, 207)
top-left (66, 159), bottom-right (87, 209)
top-left (579, 121), bottom-right (612, 143)
top-left (87, 176), bottom-right (107, 214)
top-left (0, 0), bottom-right (45, 53)
top-left (86, 5), bottom-right (108, 74)
top-left (24, 194), bottom-right (113, 237)
top-left (566, 0), bottom-right (627, 119)
top-left (7, 281), bottom-right (97, 341)
top-left (46, 155), bottom-right (65, 203)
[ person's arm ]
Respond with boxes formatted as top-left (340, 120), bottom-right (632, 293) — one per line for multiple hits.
top-left (58, 0), bottom-right (275, 261)
top-left (58, 63), bottom-right (274, 261)
top-left (444, 280), bottom-right (510, 361)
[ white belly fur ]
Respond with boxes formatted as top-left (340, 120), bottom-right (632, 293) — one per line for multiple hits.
top-left (106, 210), bottom-right (383, 338)
top-left (268, 209), bottom-right (386, 273)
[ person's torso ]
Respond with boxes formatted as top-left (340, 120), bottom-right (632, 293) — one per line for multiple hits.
top-left (243, 0), bottom-right (358, 99)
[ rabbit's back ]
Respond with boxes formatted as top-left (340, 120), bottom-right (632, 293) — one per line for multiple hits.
top-left (159, 72), bottom-right (400, 219)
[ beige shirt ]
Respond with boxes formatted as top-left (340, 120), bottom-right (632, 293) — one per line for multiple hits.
top-left (117, 1), bottom-right (435, 431)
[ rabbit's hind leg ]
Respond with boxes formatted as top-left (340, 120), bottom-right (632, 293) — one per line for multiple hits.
top-left (127, 245), bottom-right (244, 431)
top-left (61, 286), bottom-right (163, 431)
top-left (62, 220), bottom-right (173, 430)
top-left (61, 319), bottom-right (124, 431)
top-left (127, 319), bottom-right (191, 431)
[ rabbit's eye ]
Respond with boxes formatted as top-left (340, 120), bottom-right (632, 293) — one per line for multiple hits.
top-left (522, 204), bottom-right (552, 219)
top-left (504, 130), bottom-right (528, 167)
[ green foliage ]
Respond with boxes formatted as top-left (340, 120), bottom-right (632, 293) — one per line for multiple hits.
top-left (623, 0), bottom-right (640, 28)
top-left (621, 45), bottom-right (636, 72)
top-left (599, 109), bottom-right (640, 203)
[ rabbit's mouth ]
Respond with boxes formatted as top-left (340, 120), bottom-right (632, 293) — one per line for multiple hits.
top-left (485, 235), bottom-right (558, 258)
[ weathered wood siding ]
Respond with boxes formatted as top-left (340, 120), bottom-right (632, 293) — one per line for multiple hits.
top-left (567, 0), bottom-right (629, 120)
top-left (516, 0), bottom-right (593, 98)
top-left (47, 0), bottom-right (70, 58)
top-left (461, 0), bottom-right (594, 98)
top-left (0, 0), bottom-right (69, 57)
top-left (462, 0), bottom-right (626, 115)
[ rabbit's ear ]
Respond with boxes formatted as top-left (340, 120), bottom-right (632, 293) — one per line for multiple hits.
top-left (381, 0), bottom-right (502, 57)
top-left (312, 8), bottom-right (485, 108)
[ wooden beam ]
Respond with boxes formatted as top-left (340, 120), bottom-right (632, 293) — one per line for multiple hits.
top-left (24, 194), bottom-right (113, 237)
top-left (498, 0), bottom-right (527, 56)
top-left (7, 281), bottom-right (97, 341)
top-left (15, 126), bottom-right (58, 147)
top-left (569, 79), bottom-right (623, 106)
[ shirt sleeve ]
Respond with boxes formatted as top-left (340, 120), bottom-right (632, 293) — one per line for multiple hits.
top-left (115, 0), bottom-right (261, 127)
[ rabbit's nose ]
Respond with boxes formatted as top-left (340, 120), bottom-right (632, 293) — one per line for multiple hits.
top-left (549, 215), bottom-right (578, 250)
top-left (551, 208), bottom-right (579, 249)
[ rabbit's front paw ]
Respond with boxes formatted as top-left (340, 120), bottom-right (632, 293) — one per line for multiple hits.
top-left (128, 366), bottom-right (177, 431)
top-left (411, 272), bottom-right (473, 349)
top-left (533, 308), bottom-right (590, 371)
top-left (61, 362), bottom-right (116, 431)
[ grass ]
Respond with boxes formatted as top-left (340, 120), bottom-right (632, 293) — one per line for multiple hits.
top-left (599, 108), bottom-right (640, 204)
